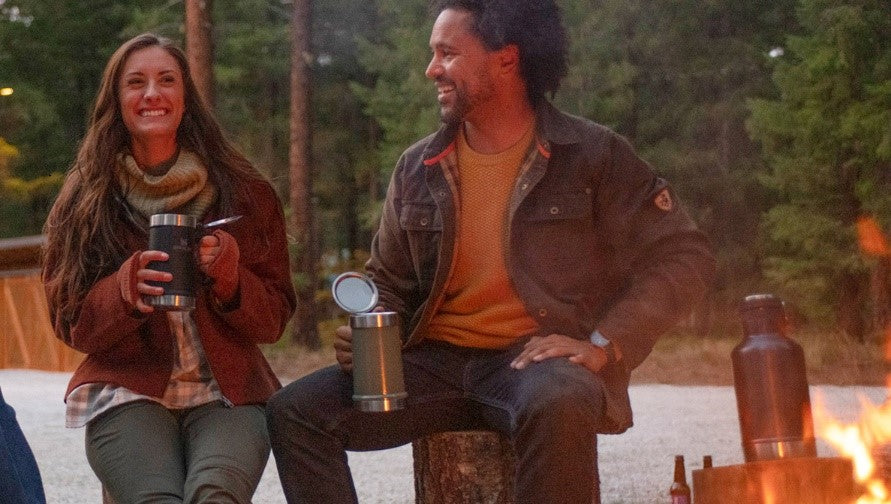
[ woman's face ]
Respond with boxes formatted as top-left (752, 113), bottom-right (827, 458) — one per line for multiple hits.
top-left (118, 46), bottom-right (185, 148)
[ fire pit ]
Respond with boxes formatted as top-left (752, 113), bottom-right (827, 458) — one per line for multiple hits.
top-left (692, 456), bottom-right (856, 504)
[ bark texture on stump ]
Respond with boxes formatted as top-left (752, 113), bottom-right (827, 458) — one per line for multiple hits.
top-left (413, 431), bottom-right (516, 504)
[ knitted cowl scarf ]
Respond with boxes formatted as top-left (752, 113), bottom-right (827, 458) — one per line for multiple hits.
top-left (116, 149), bottom-right (218, 219)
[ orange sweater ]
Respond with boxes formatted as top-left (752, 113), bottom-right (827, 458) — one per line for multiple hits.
top-left (427, 124), bottom-right (539, 349)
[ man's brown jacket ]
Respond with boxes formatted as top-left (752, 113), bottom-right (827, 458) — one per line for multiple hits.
top-left (367, 101), bottom-right (716, 432)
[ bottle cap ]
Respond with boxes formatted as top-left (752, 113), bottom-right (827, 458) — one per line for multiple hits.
top-left (332, 271), bottom-right (379, 313)
top-left (740, 293), bottom-right (787, 336)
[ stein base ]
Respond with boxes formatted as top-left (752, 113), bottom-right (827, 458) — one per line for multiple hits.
top-left (743, 439), bottom-right (817, 462)
top-left (354, 395), bottom-right (407, 413)
top-left (148, 295), bottom-right (196, 311)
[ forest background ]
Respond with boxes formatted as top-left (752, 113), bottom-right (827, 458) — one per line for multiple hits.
top-left (0, 0), bottom-right (888, 382)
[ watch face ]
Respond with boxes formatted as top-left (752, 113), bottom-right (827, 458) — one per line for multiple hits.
top-left (590, 331), bottom-right (610, 347)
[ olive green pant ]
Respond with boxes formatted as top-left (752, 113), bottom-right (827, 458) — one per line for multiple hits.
top-left (86, 400), bottom-right (269, 504)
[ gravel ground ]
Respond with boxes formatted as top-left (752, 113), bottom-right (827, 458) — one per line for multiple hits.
top-left (1, 369), bottom-right (885, 504)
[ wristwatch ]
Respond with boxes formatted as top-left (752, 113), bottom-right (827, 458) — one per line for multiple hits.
top-left (589, 330), bottom-right (618, 366)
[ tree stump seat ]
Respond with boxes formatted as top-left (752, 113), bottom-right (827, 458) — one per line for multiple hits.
top-left (413, 430), bottom-right (517, 504)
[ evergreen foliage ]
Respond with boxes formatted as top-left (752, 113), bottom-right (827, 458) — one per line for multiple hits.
top-left (748, 0), bottom-right (891, 338)
top-left (0, 0), bottom-right (886, 337)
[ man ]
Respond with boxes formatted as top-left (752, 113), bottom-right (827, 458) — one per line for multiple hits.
top-left (267, 1), bottom-right (715, 502)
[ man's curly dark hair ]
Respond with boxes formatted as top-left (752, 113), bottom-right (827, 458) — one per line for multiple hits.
top-left (431, 0), bottom-right (568, 105)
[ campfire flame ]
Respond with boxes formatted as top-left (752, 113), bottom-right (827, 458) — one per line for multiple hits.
top-left (813, 326), bottom-right (891, 504)
top-left (813, 216), bottom-right (891, 503)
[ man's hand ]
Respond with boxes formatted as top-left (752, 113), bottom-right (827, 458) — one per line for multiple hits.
top-left (333, 325), bottom-right (353, 372)
top-left (510, 334), bottom-right (608, 374)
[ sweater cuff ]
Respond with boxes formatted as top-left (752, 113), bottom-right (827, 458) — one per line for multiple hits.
top-left (117, 251), bottom-right (142, 309)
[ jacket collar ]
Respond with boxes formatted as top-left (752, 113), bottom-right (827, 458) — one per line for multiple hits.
top-left (421, 100), bottom-right (583, 166)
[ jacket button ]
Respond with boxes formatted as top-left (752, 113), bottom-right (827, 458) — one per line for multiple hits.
top-left (420, 218), bottom-right (429, 226)
top-left (538, 308), bottom-right (547, 317)
top-left (521, 183), bottom-right (529, 190)
top-left (585, 187), bottom-right (592, 194)
top-left (549, 206), bottom-right (560, 215)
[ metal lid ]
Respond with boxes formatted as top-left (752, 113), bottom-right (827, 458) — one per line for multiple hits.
top-left (150, 213), bottom-right (198, 227)
top-left (740, 293), bottom-right (787, 336)
top-left (331, 271), bottom-right (379, 313)
top-left (741, 293), bottom-right (783, 310)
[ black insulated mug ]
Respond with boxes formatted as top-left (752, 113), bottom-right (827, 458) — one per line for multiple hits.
top-left (146, 213), bottom-right (199, 311)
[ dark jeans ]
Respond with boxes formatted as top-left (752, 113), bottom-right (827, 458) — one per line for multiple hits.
top-left (0, 387), bottom-right (47, 504)
top-left (267, 339), bottom-right (606, 504)
top-left (86, 400), bottom-right (270, 504)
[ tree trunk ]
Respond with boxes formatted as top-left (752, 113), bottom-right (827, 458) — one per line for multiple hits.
top-left (871, 257), bottom-right (891, 339)
top-left (838, 272), bottom-right (867, 343)
top-left (184, 0), bottom-right (214, 107)
top-left (289, 0), bottom-right (320, 349)
top-left (413, 431), bottom-right (516, 504)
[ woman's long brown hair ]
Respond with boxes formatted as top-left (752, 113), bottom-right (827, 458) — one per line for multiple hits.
top-left (42, 33), bottom-right (264, 336)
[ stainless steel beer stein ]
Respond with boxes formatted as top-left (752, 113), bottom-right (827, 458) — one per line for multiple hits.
top-left (332, 272), bottom-right (407, 412)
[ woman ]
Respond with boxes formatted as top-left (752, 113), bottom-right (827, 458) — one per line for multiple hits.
top-left (42, 33), bottom-right (296, 503)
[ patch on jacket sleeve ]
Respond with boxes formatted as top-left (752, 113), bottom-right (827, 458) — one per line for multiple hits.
top-left (653, 188), bottom-right (673, 211)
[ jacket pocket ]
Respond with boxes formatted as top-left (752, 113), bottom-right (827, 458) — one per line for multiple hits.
top-left (525, 193), bottom-right (593, 222)
top-left (400, 203), bottom-right (443, 231)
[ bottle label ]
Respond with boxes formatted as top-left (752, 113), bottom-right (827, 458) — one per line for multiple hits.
top-left (671, 497), bottom-right (691, 504)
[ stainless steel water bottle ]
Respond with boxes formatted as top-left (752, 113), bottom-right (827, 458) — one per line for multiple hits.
top-left (731, 293), bottom-right (817, 462)
top-left (332, 272), bottom-right (407, 412)
top-left (146, 213), bottom-right (199, 311)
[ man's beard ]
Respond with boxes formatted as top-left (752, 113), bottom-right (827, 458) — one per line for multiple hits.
top-left (440, 86), bottom-right (469, 126)
top-left (437, 72), bottom-right (494, 126)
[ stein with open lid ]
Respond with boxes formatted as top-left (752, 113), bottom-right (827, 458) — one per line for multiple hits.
top-left (332, 272), bottom-right (407, 412)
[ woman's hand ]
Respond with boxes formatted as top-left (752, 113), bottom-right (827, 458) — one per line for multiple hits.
top-left (118, 250), bottom-right (171, 314)
top-left (198, 230), bottom-right (241, 303)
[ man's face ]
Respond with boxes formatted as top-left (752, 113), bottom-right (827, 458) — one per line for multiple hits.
top-left (425, 9), bottom-right (497, 125)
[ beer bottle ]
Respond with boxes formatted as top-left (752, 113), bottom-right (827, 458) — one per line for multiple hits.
top-left (670, 455), bottom-right (691, 504)
top-left (703, 455), bottom-right (713, 469)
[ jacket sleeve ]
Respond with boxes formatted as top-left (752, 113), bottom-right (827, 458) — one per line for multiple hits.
top-left (593, 134), bottom-right (716, 369)
top-left (209, 182), bottom-right (297, 345)
top-left (44, 252), bottom-right (150, 355)
top-left (365, 155), bottom-right (424, 321)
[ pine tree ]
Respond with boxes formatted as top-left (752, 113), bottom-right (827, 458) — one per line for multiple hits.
top-left (748, 0), bottom-right (891, 340)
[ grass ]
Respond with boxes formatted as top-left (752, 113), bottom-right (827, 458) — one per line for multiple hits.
top-left (632, 331), bottom-right (886, 386)
top-left (263, 328), bottom-right (888, 387)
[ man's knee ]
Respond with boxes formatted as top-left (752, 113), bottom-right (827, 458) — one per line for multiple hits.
top-left (266, 365), bottom-right (350, 441)
top-left (515, 370), bottom-right (605, 434)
